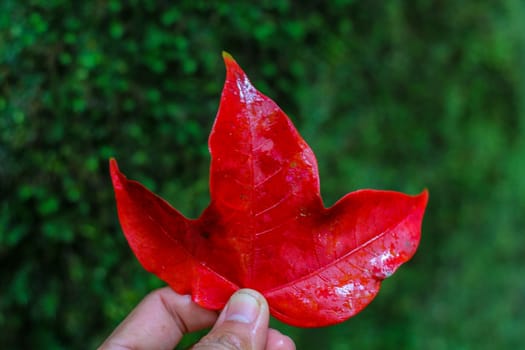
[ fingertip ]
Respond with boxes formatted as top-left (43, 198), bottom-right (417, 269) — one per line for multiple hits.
top-left (266, 329), bottom-right (296, 350)
top-left (194, 289), bottom-right (270, 349)
top-left (235, 288), bottom-right (268, 305)
top-left (225, 290), bottom-right (262, 323)
top-left (216, 288), bottom-right (269, 327)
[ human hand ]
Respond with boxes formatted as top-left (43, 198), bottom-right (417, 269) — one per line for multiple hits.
top-left (98, 287), bottom-right (295, 350)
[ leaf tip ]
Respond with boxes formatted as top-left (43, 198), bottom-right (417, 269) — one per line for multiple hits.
top-left (418, 188), bottom-right (430, 207)
top-left (219, 52), bottom-right (258, 105)
top-left (221, 50), bottom-right (234, 62)
top-left (221, 51), bottom-right (245, 78)
top-left (109, 158), bottom-right (125, 190)
top-left (109, 157), bottom-right (119, 174)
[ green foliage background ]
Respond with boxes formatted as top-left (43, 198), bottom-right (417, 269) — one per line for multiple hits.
top-left (1, 1), bottom-right (524, 349)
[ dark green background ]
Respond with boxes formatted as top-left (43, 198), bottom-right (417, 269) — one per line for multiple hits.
top-left (1, 1), bottom-right (524, 349)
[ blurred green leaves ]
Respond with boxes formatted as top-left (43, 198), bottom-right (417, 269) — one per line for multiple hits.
top-left (1, 1), bottom-right (525, 349)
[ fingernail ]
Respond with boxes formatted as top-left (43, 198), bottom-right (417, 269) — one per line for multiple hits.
top-left (225, 291), bottom-right (260, 324)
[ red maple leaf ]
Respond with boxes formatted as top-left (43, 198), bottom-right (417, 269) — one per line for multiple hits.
top-left (110, 53), bottom-right (428, 327)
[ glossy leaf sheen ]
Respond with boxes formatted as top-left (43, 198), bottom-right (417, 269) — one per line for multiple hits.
top-left (110, 53), bottom-right (428, 327)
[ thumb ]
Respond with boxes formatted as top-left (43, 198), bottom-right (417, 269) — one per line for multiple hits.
top-left (192, 289), bottom-right (269, 350)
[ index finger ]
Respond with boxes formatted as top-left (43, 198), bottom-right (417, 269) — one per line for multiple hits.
top-left (99, 287), bottom-right (218, 350)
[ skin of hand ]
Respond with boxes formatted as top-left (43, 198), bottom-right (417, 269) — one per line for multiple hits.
top-left (98, 287), bottom-right (295, 350)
